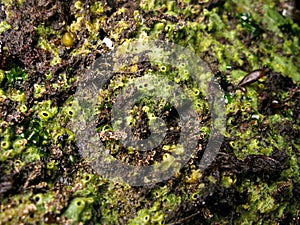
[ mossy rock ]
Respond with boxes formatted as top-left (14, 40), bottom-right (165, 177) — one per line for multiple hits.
top-left (0, 0), bottom-right (299, 224)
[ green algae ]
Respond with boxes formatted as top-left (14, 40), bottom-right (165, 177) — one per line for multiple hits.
top-left (0, 0), bottom-right (299, 224)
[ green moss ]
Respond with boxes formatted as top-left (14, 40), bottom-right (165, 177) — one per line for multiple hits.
top-left (0, 0), bottom-right (299, 224)
top-left (33, 84), bottom-right (46, 98)
top-left (6, 67), bottom-right (27, 85)
top-left (1, 140), bottom-right (10, 150)
top-left (90, 1), bottom-right (104, 15)
top-left (12, 139), bottom-right (26, 152)
top-left (128, 209), bottom-right (151, 225)
top-left (33, 192), bottom-right (54, 206)
top-left (221, 175), bottom-right (234, 188)
top-left (38, 38), bottom-right (61, 66)
top-left (0, 21), bottom-right (11, 34)
top-left (22, 147), bottom-right (41, 162)
top-left (38, 110), bottom-right (53, 121)
top-left (63, 197), bottom-right (94, 222)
